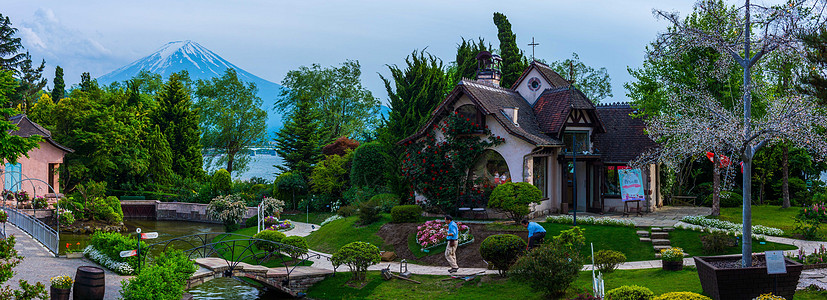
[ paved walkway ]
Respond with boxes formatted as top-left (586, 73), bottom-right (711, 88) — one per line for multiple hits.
top-left (5, 223), bottom-right (127, 300)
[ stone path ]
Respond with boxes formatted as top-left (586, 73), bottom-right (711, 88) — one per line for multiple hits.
top-left (5, 223), bottom-right (127, 300)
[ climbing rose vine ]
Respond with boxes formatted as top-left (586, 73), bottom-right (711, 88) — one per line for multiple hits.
top-left (402, 113), bottom-right (505, 212)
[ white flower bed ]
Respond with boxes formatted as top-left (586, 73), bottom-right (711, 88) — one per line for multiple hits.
top-left (83, 245), bottom-right (135, 275)
top-left (320, 215), bottom-right (343, 226)
top-left (545, 215), bottom-right (636, 227)
top-left (680, 215), bottom-right (784, 236)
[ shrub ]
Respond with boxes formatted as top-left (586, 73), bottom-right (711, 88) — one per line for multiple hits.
top-left (281, 236), bottom-right (308, 260)
top-left (700, 232), bottom-right (736, 254)
top-left (337, 205), bottom-right (358, 217)
top-left (342, 186), bottom-right (384, 206)
top-left (105, 196), bottom-right (124, 223)
top-left (794, 215), bottom-right (822, 240)
top-left (605, 285), bottom-right (654, 300)
top-left (652, 292), bottom-right (711, 300)
top-left (322, 136), bottom-right (360, 156)
top-left (253, 230), bottom-right (287, 252)
top-left (487, 182), bottom-right (542, 222)
top-left (0, 210), bottom-right (7, 223)
top-left (32, 197), bottom-right (48, 209)
top-left (391, 205), bottom-right (422, 223)
top-left (259, 197), bottom-right (285, 218)
top-left (720, 191), bottom-right (742, 208)
top-left (244, 215), bottom-right (258, 228)
top-left (274, 172), bottom-right (306, 210)
top-left (369, 193), bottom-right (400, 213)
top-left (554, 227), bottom-right (586, 250)
top-left (510, 241), bottom-right (583, 297)
top-left (480, 234), bottom-right (525, 276)
top-left (321, 215), bottom-right (343, 226)
top-left (88, 231), bottom-right (147, 274)
top-left (331, 241), bottom-right (380, 282)
top-left (416, 220), bottom-right (471, 249)
top-left (593, 249), bottom-right (626, 273)
top-left (58, 197), bottom-right (85, 220)
top-left (350, 141), bottom-right (388, 187)
top-left (357, 200), bottom-right (381, 225)
top-left (211, 169), bottom-right (232, 194)
top-left (120, 250), bottom-right (196, 300)
top-left (89, 197), bottom-right (115, 222)
top-left (207, 194), bottom-right (247, 231)
top-left (310, 151), bottom-right (353, 196)
top-left (58, 209), bottom-right (75, 225)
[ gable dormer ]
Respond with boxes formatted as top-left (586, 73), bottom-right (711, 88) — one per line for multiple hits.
top-left (533, 86), bottom-right (605, 140)
top-left (512, 61), bottom-right (571, 106)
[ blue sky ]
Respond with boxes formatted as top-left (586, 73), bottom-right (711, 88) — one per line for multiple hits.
top-left (3, 0), bottom-right (711, 103)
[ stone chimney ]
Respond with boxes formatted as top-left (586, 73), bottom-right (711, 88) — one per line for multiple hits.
top-left (475, 51), bottom-right (502, 86)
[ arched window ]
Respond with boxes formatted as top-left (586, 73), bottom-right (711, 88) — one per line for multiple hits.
top-left (456, 104), bottom-right (484, 129)
top-left (467, 150), bottom-right (510, 189)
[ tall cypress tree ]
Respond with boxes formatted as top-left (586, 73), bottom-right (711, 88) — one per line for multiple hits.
top-left (51, 66), bottom-right (64, 102)
top-left (274, 92), bottom-right (324, 181)
top-left (14, 52), bottom-right (46, 112)
top-left (0, 14), bottom-right (24, 72)
top-left (451, 37), bottom-right (490, 85)
top-left (154, 73), bottom-right (203, 180)
top-left (146, 124), bottom-right (173, 185)
top-left (493, 12), bottom-right (527, 88)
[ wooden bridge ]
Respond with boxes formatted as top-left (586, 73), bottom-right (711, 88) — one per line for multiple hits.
top-left (188, 257), bottom-right (333, 296)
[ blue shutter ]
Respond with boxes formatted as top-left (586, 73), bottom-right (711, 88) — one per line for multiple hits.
top-left (4, 163), bottom-right (21, 192)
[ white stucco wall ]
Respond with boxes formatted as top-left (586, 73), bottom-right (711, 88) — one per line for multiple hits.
top-left (514, 68), bottom-right (550, 106)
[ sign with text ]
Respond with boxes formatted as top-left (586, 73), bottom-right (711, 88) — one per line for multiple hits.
top-left (140, 232), bottom-right (158, 240)
top-left (119, 250), bottom-right (137, 258)
top-left (618, 168), bottom-right (644, 201)
top-left (766, 251), bottom-right (787, 274)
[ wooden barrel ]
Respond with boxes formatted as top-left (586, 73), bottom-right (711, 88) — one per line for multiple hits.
top-left (73, 266), bottom-right (105, 300)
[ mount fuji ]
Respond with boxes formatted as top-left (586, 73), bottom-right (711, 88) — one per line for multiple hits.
top-left (97, 40), bottom-right (285, 134)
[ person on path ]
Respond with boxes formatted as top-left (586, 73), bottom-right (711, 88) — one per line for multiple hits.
top-left (522, 219), bottom-right (546, 250)
top-left (445, 215), bottom-right (459, 273)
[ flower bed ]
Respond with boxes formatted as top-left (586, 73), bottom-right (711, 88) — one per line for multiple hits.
top-left (83, 245), bottom-right (134, 275)
top-left (790, 245), bottom-right (827, 268)
top-left (416, 220), bottom-right (473, 251)
top-left (321, 215), bottom-right (343, 226)
top-left (680, 215), bottom-right (784, 236)
top-left (545, 215), bottom-right (635, 227)
top-left (800, 203), bottom-right (827, 223)
top-left (265, 219), bottom-right (294, 232)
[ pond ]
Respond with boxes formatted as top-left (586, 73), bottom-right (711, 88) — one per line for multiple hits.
top-left (59, 219), bottom-right (225, 255)
top-left (186, 277), bottom-right (294, 299)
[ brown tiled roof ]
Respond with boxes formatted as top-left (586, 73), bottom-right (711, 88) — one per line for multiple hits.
top-left (8, 114), bottom-right (74, 153)
top-left (592, 104), bottom-right (658, 163)
top-left (532, 86), bottom-right (602, 137)
top-left (399, 79), bottom-right (561, 146)
top-left (510, 60), bottom-right (571, 90)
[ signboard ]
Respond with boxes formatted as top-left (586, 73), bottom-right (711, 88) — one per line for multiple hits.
top-left (140, 232), bottom-right (158, 240)
top-left (766, 251), bottom-right (787, 274)
top-left (119, 250), bottom-right (137, 258)
top-left (618, 168), bottom-right (645, 201)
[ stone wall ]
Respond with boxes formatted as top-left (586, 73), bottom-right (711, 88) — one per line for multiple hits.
top-left (122, 200), bottom-right (257, 223)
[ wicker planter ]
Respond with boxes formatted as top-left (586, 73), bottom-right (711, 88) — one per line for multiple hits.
top-left (662, 260), bottom-right (683, 271)
top-left (694, 254), bottom-right (803, 300)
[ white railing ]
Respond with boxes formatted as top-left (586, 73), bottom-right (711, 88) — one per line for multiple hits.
top-left (4, 207), bottom-right (58, 255)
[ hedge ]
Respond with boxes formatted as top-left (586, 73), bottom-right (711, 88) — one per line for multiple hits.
top-left (391, 205), bottom-right (422, 223)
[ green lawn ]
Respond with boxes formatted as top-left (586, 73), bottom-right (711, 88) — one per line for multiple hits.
top-left (211, 227), bottom-right (313, 268)
top-left (305, 214), bottom-right (392, 253)
top-left (540, 223), bottom-right (655, 262)
top-left (281, 212), bottom-right (336, 225)
top-left (716, 205), bottom-right (827, 239)
top-left (670, 229), bottom-right (797, 256)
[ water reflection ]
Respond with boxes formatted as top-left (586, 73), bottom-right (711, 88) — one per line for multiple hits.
top-left (59, 220), bottom-right (225, 254)
top-left (187, 277), bottom-right (294, 300)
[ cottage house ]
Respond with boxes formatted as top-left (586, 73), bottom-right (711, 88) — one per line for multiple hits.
top-left (2, 114), bottom-right (73, 199)
top-left (402, 52), bottom-right (661, 217)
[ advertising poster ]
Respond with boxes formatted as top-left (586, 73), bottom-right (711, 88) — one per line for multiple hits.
top-left (618, 167), bottom-right (644, 201)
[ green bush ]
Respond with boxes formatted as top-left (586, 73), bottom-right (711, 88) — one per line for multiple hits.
top-left (593, 249), bottom-right (626, 273)
top-left (337, 205), bottom-right (358, 217)
top-left (700, 232), bottom-right (736, 254)
top-left (59, 197), bottom-right (85, 220)
top-left (274, 172), bottom-right (306, 210)
top-left (120, 250), bottom-right (197, 300)
top-left (207, 194), bottom-right (247, 231)
top-left (331, 241), bottom-right (380, 282)
top-left (369, 193), bottom-right (400, 213)
top-left (105, 196), bottom-right (124, 223)
top-left (480, 234), bottom-right (525, 276)
top-left (244, 215), bottom-right (258, 228)
top-left (487, 182), bottom-right (542, 222)
top-left (342, 186), bottom-right (384, 206)
top-left (310, 151), bottom-right (353, 196)
top-left (89, 197), bottom-right (117, 223)
top-left (390, 205), bottom-right (422, 223)
top-left (32, 197), bottom-right (47, 209)
top-left (88, 231), bottom-right (147, 271)
top-left (605, 285), bottom-right (654, 300)
top-left (253, 230), bottom-right (287, 252)
top-left (720, 191), bottom-right (742, 208)
top-left (357, 200), bottom-right (381, 225)
top-left (652, 292), bottom-right (711, 300)
top-left (281, 236), bottom-right (309, 260)
top-left (211, 169), bottom-right (232, 194)
top-left (510, 240), bottom-right (583, 297)
top-left (350, 142), bottom-right (388, 187)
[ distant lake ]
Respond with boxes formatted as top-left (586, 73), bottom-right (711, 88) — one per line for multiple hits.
top-left (204, 154), bottom-right (282, 182)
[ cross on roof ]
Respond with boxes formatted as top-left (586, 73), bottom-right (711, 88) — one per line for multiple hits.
top-left (528, 37), bottom-right (539, 61)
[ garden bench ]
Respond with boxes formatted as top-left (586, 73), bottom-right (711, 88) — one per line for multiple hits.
top-left (670, 195), bottom-right (697, 206)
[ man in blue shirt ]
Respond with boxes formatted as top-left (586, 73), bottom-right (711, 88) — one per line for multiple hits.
top-left (445, 215), bottom-right (459, 273)
top-left (521, 219), bottom-right (546, 250)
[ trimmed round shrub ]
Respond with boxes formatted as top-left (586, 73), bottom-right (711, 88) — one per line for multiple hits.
top-left (369, 193), bottom-right (400, 213)
top-left (510, 241), bottom-right (583, 297)
top-left (207, 194), bottom-right (247, 231)
top-left (605, 285), bottom-right (654, 300)
top-left (337, 205), bottom-right (358, 217)
top-left (253, 230), bottom-right (287, 252)
top-left (331, 241), bottom-right (380, 282)
top-left (593, 249), bottom-right (626, 273)
top-left (350, 141), bottom-right (388, 187)
top-left (652, 292), bottom-right (711, 300)
top-left (488, 182), bottom-right (543, 222)
top-left (105, 196), bottom-right (124, 223)
top-left (211, 169), bottom-right (232, 194)
top-left (281, 236), bottom-right (309, 260)
top-left (357, 199), bottom-right (381, 225)
top-left (480, 234), bottom-right (526, 276)
top-left (720, 191), bottom-right (742, 208)
top-left (245, 215), bottom-right (258, 228)
top-left (391, 205), bottom-right (422, 223)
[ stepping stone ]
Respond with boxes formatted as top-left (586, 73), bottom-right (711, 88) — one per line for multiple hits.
top-left (663, 227), bottom-right (675, 232)
top-left (652, 239), bottom-right (671, 246)
top-left (651, 232), bottom-right (669, 239)
top-left (636, 231), bottom-right (650, 237)
top-left (655, 253), bottom-right (662, 259)
top-left (639, 238), bottom-right (651, 243)
top-left (636, 225), bottom-right (649, 229)
top-left (654, 245), bottom-right (671, 252)
top-left (651, 227), bottom-right (663, 232)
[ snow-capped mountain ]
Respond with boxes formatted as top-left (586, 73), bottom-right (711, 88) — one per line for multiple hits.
top-left (97, 40), bottom-right (284, 134)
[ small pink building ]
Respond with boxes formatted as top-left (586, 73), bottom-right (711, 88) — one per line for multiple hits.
top-left (2, 114), bottom-right (73, 198)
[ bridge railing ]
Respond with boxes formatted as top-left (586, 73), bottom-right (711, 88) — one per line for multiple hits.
top-left (3, 206), bottom-right (58, 255)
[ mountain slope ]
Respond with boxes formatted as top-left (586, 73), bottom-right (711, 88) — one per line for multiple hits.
top-left (97, 40), bottom-right (284, 134)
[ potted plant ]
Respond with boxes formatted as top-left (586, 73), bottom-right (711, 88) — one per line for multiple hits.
top-left (694, 253), bottom-right (803, 300)
top-left (661, 247), bottom-right (684, 271)
top-left (65, 242), bottom-right (83, 259)
top-left (50, 275), bottom-right (72, 300)
top-left (0, 210), bottom-right (7, 223)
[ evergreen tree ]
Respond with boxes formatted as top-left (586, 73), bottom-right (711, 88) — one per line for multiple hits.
top-left (51, 66), bottom-right (64, 102)
top-left (451, 37), bottom-right (491, 85)
top-left (0, 14), bottom-right (24, 72)
top-left (14, 52), bottom-right (46, 113)
top-left (79, 72), bottom-right (98, 93)
top-left (146, 125), bottom-right (173, 185)
top-left (154, 73), bottom-right (203, 180)
top-left (274, 92), bottom-right (324, 181)
top-left (802, 26), bottom-right (827, 103)
top-left (0, 70), bottom-right (40, 164)
top-left (493, 12), bottom-right (527, 88)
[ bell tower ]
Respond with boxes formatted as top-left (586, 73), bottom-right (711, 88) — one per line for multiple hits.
top-left (475, 51), bottom-right (502, 86)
